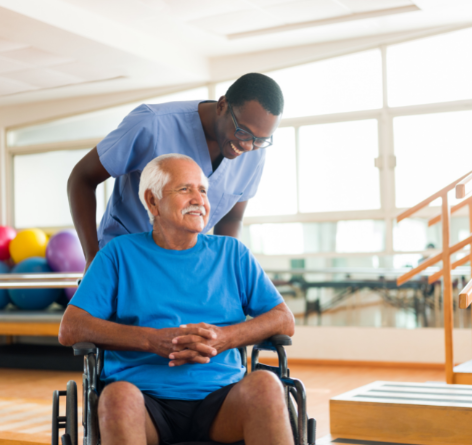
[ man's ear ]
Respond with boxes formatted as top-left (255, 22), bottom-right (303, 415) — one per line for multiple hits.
top-left (144, 189), bottom-right (159, 218)
top-left (216, 96), bottom-right (227, 117)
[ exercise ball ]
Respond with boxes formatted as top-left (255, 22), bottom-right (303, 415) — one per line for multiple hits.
top-left (65, 287), bottom-right (76, 301)
top-left (9, 229), bottom-right (48, 264)
top-left (46, 230), bottom-right (85, 272)
top-left (0, 261), bottom-right (10, 309)
top-left (8, 258), bottom-right (61, 310)
top-left (0, 226), bottom-right (16, 261)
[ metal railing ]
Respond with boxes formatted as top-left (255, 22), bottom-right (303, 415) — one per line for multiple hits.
top-left (0, 273), bottom-right (81, 289)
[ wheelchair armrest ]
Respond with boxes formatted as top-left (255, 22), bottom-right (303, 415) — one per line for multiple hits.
top-left (253, 334), bottom-right (292, 352)
top-left (251, 335), bottom-right (292, 378)
top-left (72, 342), bottom-right (98, 356)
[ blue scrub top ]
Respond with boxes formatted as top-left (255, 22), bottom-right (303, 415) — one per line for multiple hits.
top-left (97, 100), bottom-right (266, 248)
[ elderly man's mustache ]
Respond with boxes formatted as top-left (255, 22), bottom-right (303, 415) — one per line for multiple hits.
top-left (182, 205), bottom-right (206, 216)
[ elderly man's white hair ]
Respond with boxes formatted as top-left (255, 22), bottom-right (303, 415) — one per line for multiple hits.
top-left (138, 153), bottom-right (207, 223)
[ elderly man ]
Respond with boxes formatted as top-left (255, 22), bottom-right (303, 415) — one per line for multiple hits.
top-left (59, 154), bottom-right (295, 445)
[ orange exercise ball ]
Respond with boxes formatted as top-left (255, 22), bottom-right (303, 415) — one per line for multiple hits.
top-left (9, 229), bottom-right (48, 264)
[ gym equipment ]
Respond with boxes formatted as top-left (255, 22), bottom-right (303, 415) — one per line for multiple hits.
top-left (0, 226), bottom-right (16, 261)
top-left (46, 230), bottom-right (85, 273)
top-left (9, 229), bottom-right (48, 264)
top-left (53, 336), bottom-right (316, 445)
top-left (8, 258), bottom-right (62, 310)
top-left (0, 261), bottom-right (9, 309)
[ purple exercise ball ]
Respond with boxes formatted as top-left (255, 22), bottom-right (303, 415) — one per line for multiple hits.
top-left (65, 287), bottom-right (76, 301)
top-left (46, 230), bottom-right (85, 273)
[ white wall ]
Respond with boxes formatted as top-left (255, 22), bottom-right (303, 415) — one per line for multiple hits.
top-left (258, 326), bottom-right (472, 364)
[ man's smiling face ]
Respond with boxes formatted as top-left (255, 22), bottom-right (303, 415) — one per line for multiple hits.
top-left (158, 159), bottom-right (210, 234)
top-left (216, 99), bottom-right (281, 160)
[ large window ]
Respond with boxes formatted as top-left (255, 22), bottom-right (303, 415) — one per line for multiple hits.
top-left (244, 220), bottom-right (385, 256)
top-left (394, 110), bottom-right (472, 208)
top-left (267, 49), bottom-right (382, 118)
top-left (298, 120), bottom-right (380, 213)
top-left (387, 28), bottom-right (472, 107)
top-left (245, 127), bottom-right (297, 217)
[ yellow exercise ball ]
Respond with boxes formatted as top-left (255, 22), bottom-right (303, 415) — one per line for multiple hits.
top-left (9, 229), bottom-right (48, 264)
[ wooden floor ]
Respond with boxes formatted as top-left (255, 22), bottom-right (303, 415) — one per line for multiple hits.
top-left (0, 364), bottom-right (446, 443)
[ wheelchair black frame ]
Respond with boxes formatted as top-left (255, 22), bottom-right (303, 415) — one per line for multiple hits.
top-left (52, 336), bottom-right (316, 445)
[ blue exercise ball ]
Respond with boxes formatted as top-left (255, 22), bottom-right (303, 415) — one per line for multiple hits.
top-left (0, 261), bottom-right (10, 309)
top-left (8, 257), bottom-right (61, 310)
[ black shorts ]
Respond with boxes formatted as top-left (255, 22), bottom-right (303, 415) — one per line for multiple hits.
top-left (143, 383), bottom-right (244, 445)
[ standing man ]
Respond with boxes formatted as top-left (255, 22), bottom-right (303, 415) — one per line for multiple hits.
top-left (68, 73), bottom-right (283, 270)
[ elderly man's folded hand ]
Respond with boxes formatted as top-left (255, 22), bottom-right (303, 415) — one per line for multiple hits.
top-left (145, 324), bottom-right (216, 366)
top-left (169, 322), bottom-right (229, 367)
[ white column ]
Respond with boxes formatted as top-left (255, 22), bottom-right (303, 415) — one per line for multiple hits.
top-left (0, 127), bottom-right (7, 226)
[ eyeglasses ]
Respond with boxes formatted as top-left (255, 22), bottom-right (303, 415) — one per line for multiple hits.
top-left (228, 104), bottom-right (273, 148)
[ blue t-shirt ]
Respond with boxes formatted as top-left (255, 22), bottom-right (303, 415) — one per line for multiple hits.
top-left (97, 100), bottom-right (266, 248)
top-left (69, 232), bottom-right (283, 400)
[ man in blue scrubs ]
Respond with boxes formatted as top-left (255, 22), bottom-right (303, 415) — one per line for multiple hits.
top-left (68, 73), bottom-right (284, 270)
top-left (60, 154), bottom-right (295, 445)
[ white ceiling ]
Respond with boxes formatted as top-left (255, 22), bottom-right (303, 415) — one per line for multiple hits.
top-left (0, 0), bottom-right (471, 106)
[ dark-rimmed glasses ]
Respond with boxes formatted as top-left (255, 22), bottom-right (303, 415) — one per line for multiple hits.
top-left (228, 104), bottom-right (273, 148)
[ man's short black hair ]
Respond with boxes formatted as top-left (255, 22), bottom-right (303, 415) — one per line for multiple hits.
top-left (225, 73), bottom-right (284, 116)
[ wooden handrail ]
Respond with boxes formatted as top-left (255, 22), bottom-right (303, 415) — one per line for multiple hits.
top-left (428, 254), bottom-right (470, 284)
top-left (397, 170), bottom-right (472, 223)
top-left (397, 234), bottom-right (472, 286)
top-left (456, 172), bottom-right (472, 199)
top-left (397, 173), bottom-right (472, 385)
top-left (428, 195), bottom-right (472, 227)
top-left (459, 278), bottom-right (472, 309)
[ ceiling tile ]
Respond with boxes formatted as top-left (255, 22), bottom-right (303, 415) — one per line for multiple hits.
top-left (0, 77), bottom-right (38, 96)
top-left (339, 0), bottom-right (414, 13)
top-left (248, 0), bottom-right (311, 6)
top-left (264, 0), bottom-right (349, 23)
top-left (0, 55), bottom-right (31, 74)
top-left (163, 0), bottom-right (250, 22)
top-left (0, 37), bottom-right (29, 53)
top-left (52, 62), bottom-right (121, 82)
top-left (2, 69), bottom-right (83, 89)
top-left (189, 8), bottom-right (282, 34)
top-left (61, 0), bottom-right (166, 26)
top-left (2, 47), bottom-right (73, 67)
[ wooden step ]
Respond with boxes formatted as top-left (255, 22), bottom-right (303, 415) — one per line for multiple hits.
top-left (330, 381), bottom-right (472, 445)
top-left (453, 359), bottom-right (472, 384)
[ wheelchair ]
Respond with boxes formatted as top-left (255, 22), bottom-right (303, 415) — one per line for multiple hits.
top-left (52, 335), bottom-right (316, 445)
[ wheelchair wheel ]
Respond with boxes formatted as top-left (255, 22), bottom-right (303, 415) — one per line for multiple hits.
top-left (66, 381), bottom-right (78, 445)
top-left (61, 434), bottom-right (72, 445)
top-left (52, 389), bottom-right (63, 445)
top-left (52, 381), bottom-right (78, 445)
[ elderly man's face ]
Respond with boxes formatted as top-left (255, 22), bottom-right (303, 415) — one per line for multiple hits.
top-left (158, 160), bottom-right (210, 234)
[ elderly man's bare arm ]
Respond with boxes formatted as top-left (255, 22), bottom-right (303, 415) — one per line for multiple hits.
top-left (59, 305), bottom-right (218, 364)
top-left (169, 302), bottom-right (294, 366)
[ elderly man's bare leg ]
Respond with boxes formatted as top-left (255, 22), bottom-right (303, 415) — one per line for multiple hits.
top-left (209, 370), bottom-right (294, 445)
top-left (98, 381), bottom-right (159, 445)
